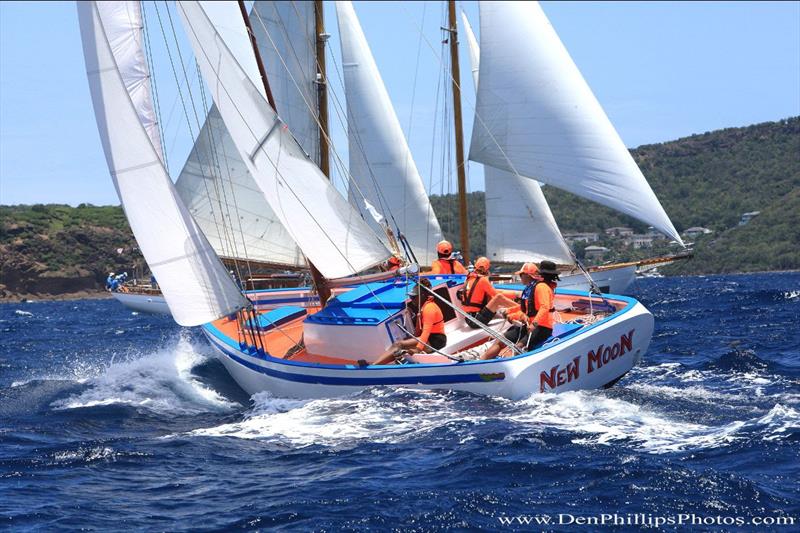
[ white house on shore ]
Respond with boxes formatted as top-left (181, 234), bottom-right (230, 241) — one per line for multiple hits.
top-left (739, 211), bottom-right (761, 226)
top-left (683, 227), bottom-right (713, 238)
top-left (605, 227), bottom-right (634, 237)
top-left (584, 245), bottom-right (610, 262)
top-left (564, 232), bottom-right (599, 244)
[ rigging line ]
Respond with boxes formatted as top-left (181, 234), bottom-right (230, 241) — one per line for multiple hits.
top-left (418, 282), bottom-right (522, 355)
top-left (185, 3), bottom-right (400, 324)
top-left (165, 1), bottom-right (244, 263)
top-left (179, 4), bottom-right (388, 280)
top-left (253, 4), bottom-right (400, 239)
top-left (140, 1), bottom-right (169, 172)
top-left (404, 2), bottom-right (436, 257)
top-left (402, 2), bottom-right (578, 267)
top-left (155, 1), bottom-right (238, 274)
top-left (276, 2), bottom-right (408, 237)
top-left (194, 65), bottom-right (251, 286)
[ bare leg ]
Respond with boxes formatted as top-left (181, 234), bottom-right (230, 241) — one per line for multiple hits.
top-left (373, 338), bottom-right (419, 365)
top-left (481, 340), bottom-right (504, 360)
top-left (485, 292), bottom-right (518, 313)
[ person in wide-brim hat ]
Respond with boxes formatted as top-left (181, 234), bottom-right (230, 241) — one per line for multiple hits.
top-left (538, 260), bottom-right (560, 280)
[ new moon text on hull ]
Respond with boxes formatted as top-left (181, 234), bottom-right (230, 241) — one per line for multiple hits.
top-left (539, 330), bottom-right (635, 392)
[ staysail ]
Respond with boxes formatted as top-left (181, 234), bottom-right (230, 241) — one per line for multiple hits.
top-left (335, 0), bottom-right (443, 265)
top-left (178, 1), bottom-right (390, 279)
top-left (175, 1), bottom-right (321, 268)
top-left (175, 106), bottom-right (304, 267)
top-left (469, 1), bottom-right (683, 245)
top-left (78, 1), bottom-right (248, 326)
top-left (461, 12), bottom-right (572, 264)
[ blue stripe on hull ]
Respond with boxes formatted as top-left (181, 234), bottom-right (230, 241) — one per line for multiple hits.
top-left (211, 339), bottom-right (504, 386)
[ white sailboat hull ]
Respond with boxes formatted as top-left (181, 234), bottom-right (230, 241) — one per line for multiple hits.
top-left (560, 265), bottom-right (637, 294)
top-left (111, 291), bottom-right (170, 315)
top-left (203, 295), bottom-right (653, 400)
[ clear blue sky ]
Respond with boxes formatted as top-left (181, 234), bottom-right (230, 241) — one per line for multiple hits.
top-left (1, 1), bottom-right (798, 206)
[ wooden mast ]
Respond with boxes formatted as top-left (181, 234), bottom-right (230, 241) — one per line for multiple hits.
top-left (310, 0), bottom-right (332, 306)
top-left (238, 0), bottom-right (331, 306)
top-left (315, 0), bottom-right (331, 179)
top-left (447, 0), bottom-right (470, 264)
top-left (238, 1), bottom-right (276, 110)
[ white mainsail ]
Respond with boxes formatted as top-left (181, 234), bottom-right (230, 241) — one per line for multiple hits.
top-left (175, 1), bottom-right (320, 268)
top-left (178, 1), bottom-right (390, 279)
top-left (335, 1), bottom-right (443, 265)
top-left (461, 12), bottom-right (573, 264)
top-left (469, 1), bottom-right (683, 245)
top-left (78, 1), bottom-right (248, 326)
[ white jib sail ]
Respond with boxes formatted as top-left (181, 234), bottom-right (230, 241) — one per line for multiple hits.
top-left (175, 106), bottom-right (304, 267)
top-left (335, 1), bottom-right (443, 266)
top-left (461, 12), bottom-right (573, 264)
top-left (469, 1), bottom-right (683, 245)
top-left (175, 1), bottom-right (319, 268)
top-left (178, 1), bottom-right (390, 279)
top-left (78, 1), bottom-right (248, 326)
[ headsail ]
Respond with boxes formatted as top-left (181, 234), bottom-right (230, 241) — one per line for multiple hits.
top-left (78, 1), bottom-right (248, 326)
top-left (335, 1), bottom-right (443, 265)
top-left (469, 1), bottom-right (683, 245)
top-left (461, 12), bottom-right (572, 264)
top-left (175, 1), bottom-right (321, 268)
top-left (178, 1), bottom-right (390, 279)
top-left (175, 106), bottom-right (304, 267)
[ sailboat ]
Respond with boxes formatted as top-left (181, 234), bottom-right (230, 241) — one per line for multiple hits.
top-left (80, 0), bottom-right (668, 400)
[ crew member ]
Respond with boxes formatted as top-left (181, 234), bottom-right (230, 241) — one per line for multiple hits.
top-left (459, 257), bottom-right (518, 328)
top-left (374, 278), bottom-right (447, 365)
top-left (430, 240), bottom-right (467, 274)
top-left (106, 272), bottom-right (115, 290)
top-left (481, 261), bottom-right (559, 359)
top-left (384, 255), bottom-right (402, 272)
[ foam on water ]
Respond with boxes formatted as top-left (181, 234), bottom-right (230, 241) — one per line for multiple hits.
top-left (14, 309), bottom-right (33, 317)
top-left (188, 385), bottom-right (800, 455)
top-left (51, 333), bottom-right (235, 415)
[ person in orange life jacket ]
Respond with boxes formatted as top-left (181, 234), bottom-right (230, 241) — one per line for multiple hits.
top-left (459, 257), bottom-right (520, 329)
top-left (373, 278), bottom-right (447, 365)
top-left (480, 260), bottom-right (559, 359)
top-left (429, 240), bottom-right (467, 274)
top-left (383, 255), bottom-right (402, 272)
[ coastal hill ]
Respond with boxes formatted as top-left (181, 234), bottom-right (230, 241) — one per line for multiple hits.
top-left (1, 117), bottom-right (798, 299)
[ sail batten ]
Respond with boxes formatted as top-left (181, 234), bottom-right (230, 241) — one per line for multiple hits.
top-left (461, 11), bottom-right (573, 264)
top-left (335, 1), bottom-right (443, 265)
top-left (469, 1), bottom-right (683, 245)
top-left (178, 1), bottom-right (390, 279)
top-left (78, 1), bottom-right (248, 326)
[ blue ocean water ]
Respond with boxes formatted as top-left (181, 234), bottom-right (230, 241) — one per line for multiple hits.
top-left (1, 273), bottom-right (799, 531)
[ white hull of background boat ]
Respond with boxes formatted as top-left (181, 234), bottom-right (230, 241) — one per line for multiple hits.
top-left (202, 287), bottom-right (653, 400)
top-left (560, 265), bottom-right (637, 294)
top-left (111, 292), bottom-right (170, 315)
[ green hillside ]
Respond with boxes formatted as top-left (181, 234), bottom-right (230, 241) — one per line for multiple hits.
top-left (0, 204), bottom-right (140, 298)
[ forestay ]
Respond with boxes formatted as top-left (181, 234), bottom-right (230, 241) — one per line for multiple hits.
top-left (178, 1), bottom-right (390, 279)
top-left (78, 1), bottom-right (248, 326)
top-left (461, 12), bottom-right (572, 264)
top-left (469, 1), bottom-right (683, 245)
top-left (335, 1), bottom-right (443, 265)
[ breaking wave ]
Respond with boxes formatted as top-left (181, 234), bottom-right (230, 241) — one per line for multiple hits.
top-left (51, 333), bottom-right (235, 415)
